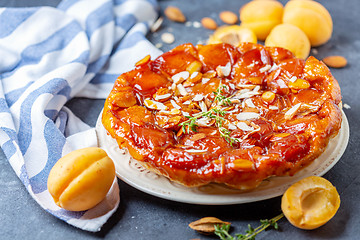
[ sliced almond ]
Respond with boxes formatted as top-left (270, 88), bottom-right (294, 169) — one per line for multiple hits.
top-left (219, 11), bottom-right (238, 24)
top-left (216, 62), bottom-right (231, 77)
top-left (150, 17), bottom-right (164, 32)
top-left (164, 6), bottom-right (186, 22)
top-left (172, 71), bottom-right (190, 84)
top-left (189, 217), bottom-right (230, 234)
top-left (201, 17), bottom-right (217, 30)
top-left (322, 55), bottom-right (347, 68)
top-left (144, 99), bottom-right (168, 110)
top-left (284, 103), bottom-right (301, 120)
top-left (236, 112), bottom-right (260, 121)
top-left (236, 122), bottom-right (254, 131)
top-left (161, 32), bottom-right (175, 44)
top-left (189, 133), bottom-right (206, 141)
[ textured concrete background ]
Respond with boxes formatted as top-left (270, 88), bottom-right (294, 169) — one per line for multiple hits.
top-left (1, 0), bottom-right (359, 239)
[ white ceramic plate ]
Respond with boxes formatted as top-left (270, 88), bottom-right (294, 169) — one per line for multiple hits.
top-left (96, 111), bottom-right (349, 205)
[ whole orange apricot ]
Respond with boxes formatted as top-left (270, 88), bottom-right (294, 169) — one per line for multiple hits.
top-left (265, 23), bottom-right (310, 59)
top-left (281, 176), bottom-right (340, 230)
top-left (47, 147), bottom-right (116, 211)
top-left (283, 0), bottom-right (333, 46)
top-left (240, 0), bottom-right (284, 41)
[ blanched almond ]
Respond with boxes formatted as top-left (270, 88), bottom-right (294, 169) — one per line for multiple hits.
top-left (322, 56), bottom-right (347, 68)
top-left (164, 6), bottom-right (186, 22)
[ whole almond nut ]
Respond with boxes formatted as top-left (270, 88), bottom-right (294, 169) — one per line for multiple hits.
top-left (219, 11), bottom-right (238, 24)
top-left (322, 56), bottom-right (347, 68)
top-left (201, 17), bottom-right (217, 30)
top-left (164, 6), bottom-right (186, 22)
top-left (189, 217), bottom-right (231, 234)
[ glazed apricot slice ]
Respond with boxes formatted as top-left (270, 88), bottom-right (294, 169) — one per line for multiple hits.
top-left (281, 176), bottom-right (340, 230)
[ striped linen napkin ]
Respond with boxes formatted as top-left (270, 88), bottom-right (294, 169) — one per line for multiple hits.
top-left (0, 0), bottom-right (162, 232)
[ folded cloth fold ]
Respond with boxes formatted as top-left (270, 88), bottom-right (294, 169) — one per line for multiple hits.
top-left (0, 0), bottom-right (162, 232)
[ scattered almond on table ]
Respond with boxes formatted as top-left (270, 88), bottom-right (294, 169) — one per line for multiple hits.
top-left (219, 11), bottom-right (238, 24)
top-left (201, 17), bottom-right (217, 30)
top-left (322, 55), bottom-right (348, 68)
top-left (161, 32), bottom-right (175, 44)
top-left (189, 217), bottom-right (230, 235)
top-left (164, 6), bottom-right (186, 22)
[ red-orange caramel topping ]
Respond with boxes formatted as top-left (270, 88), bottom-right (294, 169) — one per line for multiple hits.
top-left (102, 43), bottom-right (342, 190)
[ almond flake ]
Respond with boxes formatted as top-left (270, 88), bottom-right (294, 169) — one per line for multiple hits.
top-left (216, 62), bottom-right (231, 77)
top-left (144, 99), bottom-right (168, 110)
top-left (154, 93), bottom-right (172, 101)
top-left (269, 63), bottom-right (278, 72)
top-left (236, 112), bottom-right (260, 121)
top-left (190, 72), bottom-right (199, 79)
top-left (228, 123), bottom-right (237, 130)
top-left (253, 85), bottom-right (261, 92)
top-left (177, 84), bottom-right (188, 96)
top-left (259, 64), bottom-right (271, 73)
top-left (151, 17), bottom-right (164, 32)
top-left (242, 145), bottom-right (255, 149)
top-left (170, 99), bottom-right (181, 109)
top-left (197, 117), bottom-right (211, 126)
top-left (172, 71), bottom-right (190, 84)
top-left (193, 21), bottom-right (201, 28)
top-left (183, 100), bottom-right (191, 105)
top-left (289, 76), bottom-right (297, 83)
top-left (193, 94), bottom-right (204, 101)
top-left (284, 103), bottom-right (301, 120)
top-left (184, 149), bottom-right (207, 153)
top-left (269, 106), bottom-right (279, 110)
top-left (229, 83), bottom-right (235, 90)
top-left (202, 78), bottom-right (210, 84)
top-left (236, 84), bottom-right (256, 89)
top-left (236, 122), bottom-right (254, 131)
top-left (134, 84), bottom-right (142, 90)
top-left (277, 79), bottom-right (288, 89)
top-left (182, 111), bottom-right (190, 117)
top-left (161, 32), bottom-right (175, 44)
top-left (343, 103), bottom-right (351, 109)
top-left (199, 101), bottom-right (208, 112)
top-left (245, 98), bottom-right (256, 108)
top-left (247, 63), bottom-right (255, 68)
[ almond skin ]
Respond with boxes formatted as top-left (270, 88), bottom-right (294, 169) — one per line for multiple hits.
top-left (164, 6), bottom-right (186, 22)
top-left (322, 56), bottom-right (347, 68)
top-left (201, 17), bottom-right (218, 30)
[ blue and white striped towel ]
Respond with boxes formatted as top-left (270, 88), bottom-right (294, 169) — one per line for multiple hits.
top-left (0, 0), bottom-right (162, 232)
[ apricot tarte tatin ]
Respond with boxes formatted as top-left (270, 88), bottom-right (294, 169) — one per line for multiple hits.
top-left (102, 43), bottom-right (342, 190)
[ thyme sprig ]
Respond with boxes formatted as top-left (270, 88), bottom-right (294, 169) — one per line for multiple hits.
top-left (214, 213), bottom-right (284, 240)
top-left (178, 84), bottom-right (239, 145)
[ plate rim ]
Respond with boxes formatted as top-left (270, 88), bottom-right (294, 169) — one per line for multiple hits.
top-left (96, 110), bottom-right (349, 205)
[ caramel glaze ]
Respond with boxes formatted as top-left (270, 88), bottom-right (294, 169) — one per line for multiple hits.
top-left (102, 43), bottom-right (342, 190)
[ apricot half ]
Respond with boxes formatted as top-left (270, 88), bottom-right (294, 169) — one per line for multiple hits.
top-left (283, 0), bottom-right (333, 46)
top-left (265, 23), bottom-right (310, 59)
top-left (239, 0), bottom-right (284, 41)
top-left (281, 176), bottom-right (340, 230)
top-left (47, 147), bottom-right (116, 211)
top-left (208, 25), bottom-right (257, 46)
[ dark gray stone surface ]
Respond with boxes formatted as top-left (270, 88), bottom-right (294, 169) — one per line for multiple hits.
top-left (1, 0), bottom-right (359, 239)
